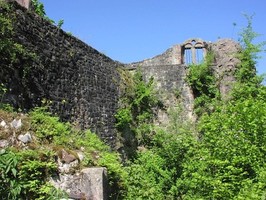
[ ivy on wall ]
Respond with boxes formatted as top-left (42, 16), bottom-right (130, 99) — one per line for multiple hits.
top-left (186, 52), bottom-right (220, 117)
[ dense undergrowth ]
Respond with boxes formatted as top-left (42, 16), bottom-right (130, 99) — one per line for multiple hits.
top-left (0, 107), bottom-right (126, 199)
top-left (1, 1), bottom-right (266, 199)
top-left (115, 15), bottom-right (266, 199)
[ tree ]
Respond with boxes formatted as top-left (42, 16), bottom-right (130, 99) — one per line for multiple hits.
top-left (175, 15), bottom-right (266, 199)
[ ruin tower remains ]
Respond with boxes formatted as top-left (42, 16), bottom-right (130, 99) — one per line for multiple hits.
top-left (127, 38), bottom-right (240, 122)
top-left (1, 1), bottom-right (241, 144)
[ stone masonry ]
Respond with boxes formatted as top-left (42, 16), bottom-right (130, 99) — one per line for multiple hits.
top-left (0, 2), bottom-right (121, 146)
top-left (128, 38), bottom-right (240, 122)
top-left (1, 2), bottom-right (241, 142)
top-left (0, 2), bottom-right (242, 199)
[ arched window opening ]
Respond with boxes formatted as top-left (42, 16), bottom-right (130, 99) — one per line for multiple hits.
top-left (196, 48), bottom-right (204, 64)
top-left (182, 39), bottom-right (207, 65)
top-left (184, 48), bottom-right (192, 65)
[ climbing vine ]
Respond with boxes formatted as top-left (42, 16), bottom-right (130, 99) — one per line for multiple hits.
top-left (186, 52), bottom-right (220, 116)
top-left (115, 68), bottom-right (161, 158)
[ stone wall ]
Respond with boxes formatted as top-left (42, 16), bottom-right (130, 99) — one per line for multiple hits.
top-left (127, 38), bottom-right (240, 122)
top-left (139, 64), bottom-right (194, 121)
top-left (1, 2), bottom-right (240, 144)
top-left (209, 39), bottom-right (241, 99)
top-left (1, 2), bottom-right (121, 146)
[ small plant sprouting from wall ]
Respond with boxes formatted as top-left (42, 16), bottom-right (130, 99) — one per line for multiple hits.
top-left (57, 19), bottom-right (64, 29)
top-left (31, 0), bottom-right (64, 27)
top-left (31, 0), bottom-right (54, 23)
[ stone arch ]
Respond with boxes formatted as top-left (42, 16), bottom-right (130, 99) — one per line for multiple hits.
top-left (182, 38), bottom-right (207, 65)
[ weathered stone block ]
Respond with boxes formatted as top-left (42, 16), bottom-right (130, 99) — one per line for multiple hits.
top-left (51, 167), bottom-right (108, 200)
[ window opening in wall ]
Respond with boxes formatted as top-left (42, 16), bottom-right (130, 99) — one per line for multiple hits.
top-left (196, 48), bottom-right (204, 64)
top-left (182, 39), bottom-right (206, 65)
top-left (185, 48), bottom-right (192, 65)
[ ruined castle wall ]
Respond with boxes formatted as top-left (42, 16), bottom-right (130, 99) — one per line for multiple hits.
top-left (127, 38), bottom-right (240, 122)
top-left (210, 39), bottom-right (241, 98)
top-left (1, 3), bottom-right (241, 144)
top-left (1, 3), bottom-right (121, 145)
top-left (129, 45), bottom-right (182, 68)
top-left (140, 64), bottom-right (194, 121)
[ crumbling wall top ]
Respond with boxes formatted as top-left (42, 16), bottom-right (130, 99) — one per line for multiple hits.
top-left (5, 0), bottom-right (30, 9)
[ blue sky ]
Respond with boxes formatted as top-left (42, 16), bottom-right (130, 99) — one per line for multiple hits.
top-left (41, 0), bottom-right (266, 74)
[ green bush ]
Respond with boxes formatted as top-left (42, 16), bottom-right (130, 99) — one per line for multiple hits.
top-left (0, 149), bottom-right (64, 200)
top-left (125, 150), bottom-right (173, 200)
top-left (30, 107), bottom-right (71, 143)
top-left (29, 106), bottom-right (127, 199)
top-left (186, 52), bottom-right (219, 116)
top-left (123, 107), bottom-right (197, 199)
top-left (0, 149), bottom-right (21, 200)
top-left (115, 69), bottom-right (160, 154)
top-left (174, 16), bottom-right (266, 199)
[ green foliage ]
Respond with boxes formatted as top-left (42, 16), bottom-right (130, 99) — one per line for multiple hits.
top-left (125, 150), bottom-right (173, 199)
top-left (115, 107), bottom-right (132, 130)
top-left (117, 69), bottom-right (158, 126)
top-left (186, 52), bottom-right (220, 116)
top-left (17, 149), bottom-right (58, 199)
top-left (0, 83), bottom-right (13, 111)
top-left (31, 0), bottom-right (65, 27)
top-left (176, 87), bottom-right (266, 199)
top-left (173, 16), bottom-right (266, 199)
top-left (0, 149), bottom-right (21, 200)
top-left (115, 69), bottom-right (160, 149)
top-left (30, 107), bottom-right (71, 143)
top-left (29, 106), bottom-right (127, 199)
top-left (31, 0), bottom-right (46, 17)
top-left (0, 1), bottom-right (37, 111)
top-left (0, 2), bottom-right (36, 65)
top-left (0, 149), bottom-right (63, 200)
top-left (66, 130), bottom-right (127, 199)
top-left (123, 16), bottom-right (266, 199)
top-left (0, 106), bottom-right (127, 199)
top-left (236, 14), bottom-right (265, 84)
top-left (57, 19), bottom-right (64, 29)
top-left (31, 0), bottom-right (55, 23)
top-left (123, 107), bottom-right (197, 199)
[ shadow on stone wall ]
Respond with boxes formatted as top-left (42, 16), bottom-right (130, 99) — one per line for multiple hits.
top-left (0, 2), bottom-right (123, 146)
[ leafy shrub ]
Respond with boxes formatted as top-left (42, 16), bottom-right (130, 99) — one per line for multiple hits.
top-left (0, 148), bottom-right (64, 200)
top-left (186, 52), bottom-right (219, 116)
top-left (176, 90), bottom-right (266, 199)
top-left (235, 14), bottom-right (265, 84)
top-left (115, 68), bottom-right (160, 157)
top-left (125, 150), bottom-right (173, 199)
top-left (174, 16), bottom-right (266, 199)
top-left (31, 0), bottom-right (55, 23)
top-left (0, 149), bottom-right (21, 200)
top-left (123, 107), bottom-right (197, 199)
top-left (30, 107), bottom-right (71, 143)
top-left (29, 107), bottom-right (127, 199)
